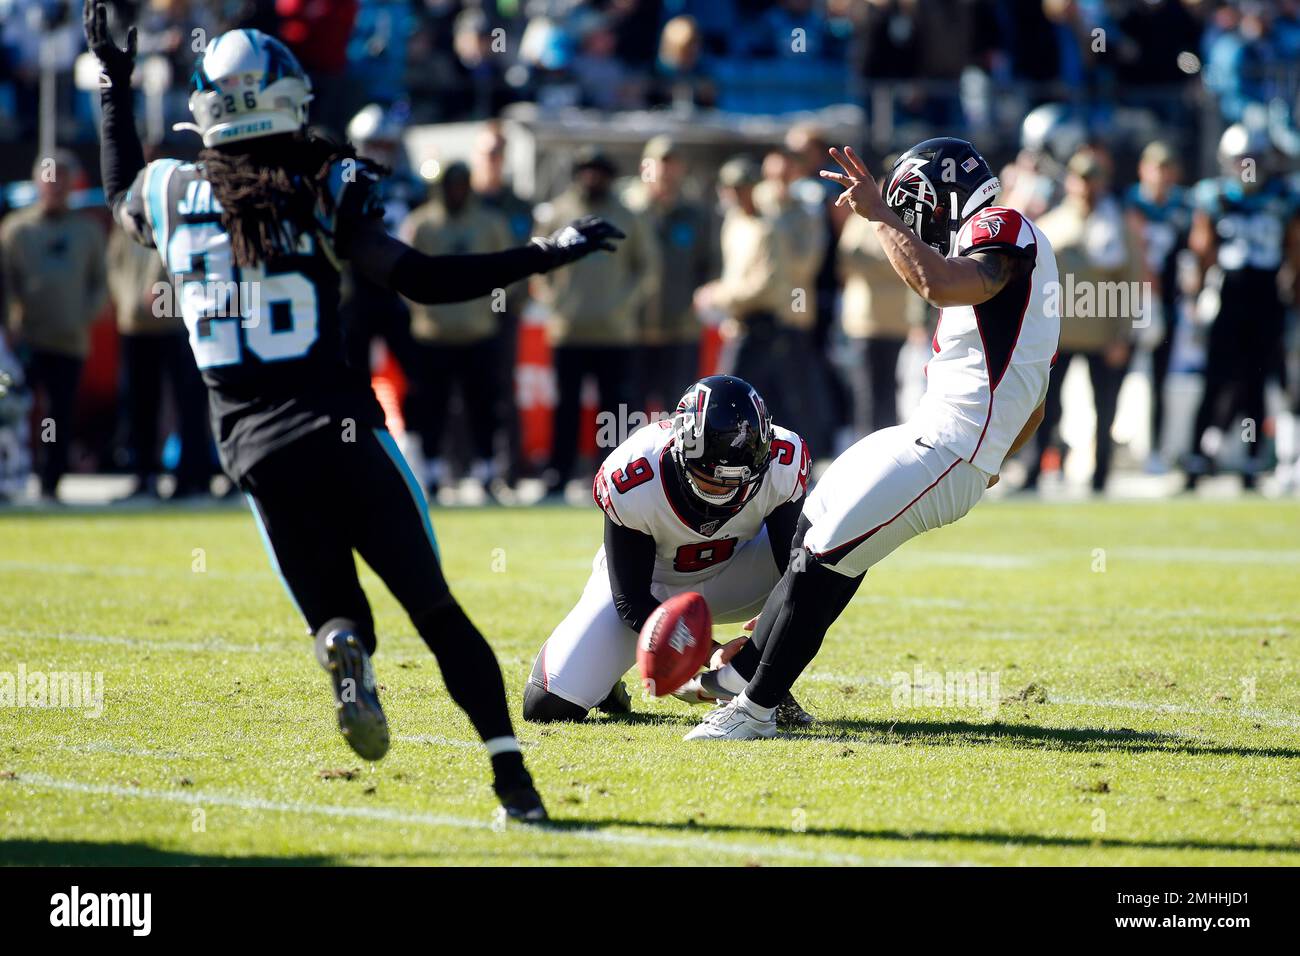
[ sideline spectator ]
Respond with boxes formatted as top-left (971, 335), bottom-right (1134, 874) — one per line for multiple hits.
top-left (1123, 140), bottom-right (1189, 470)
top-left (1030, 148), bottom-right (1140, 494)
top-left (106, 226), bottom-right (209, 499)
top-left (837, 211), bottom-right (926, 435)
top-left (401, 161), bottom-right (514, 498)
top-left (0, 151), bottom-right (106, 501)
top-left (623, 135), bottom-right (714, 412)
top-left (534, 148), bottom-right (659, 497)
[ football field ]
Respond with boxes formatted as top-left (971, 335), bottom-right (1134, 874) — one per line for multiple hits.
top-left (2, 498), bottom-right (1297, 866)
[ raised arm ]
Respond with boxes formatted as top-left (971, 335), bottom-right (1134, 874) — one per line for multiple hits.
top-left (821, 146), bottom-right (1030, 308)
top-left (84, 0), bottom-right (143, 210)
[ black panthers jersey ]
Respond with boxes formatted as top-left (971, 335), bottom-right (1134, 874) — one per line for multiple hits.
top-left (117, 155), bottom-right (387, 479)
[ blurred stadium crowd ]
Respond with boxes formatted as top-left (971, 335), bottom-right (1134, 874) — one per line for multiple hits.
top-left (0, 0), bottom-right (1298, 505)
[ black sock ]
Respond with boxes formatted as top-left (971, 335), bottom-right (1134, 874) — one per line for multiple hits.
top-left (731, 515), bottom-right (813, 682)
top-left (747, 561), bottom-right (863, 708)
top-left (412, 599), bottom-right (517, 754)
top-left (491, 751), bottom-right (529, 790)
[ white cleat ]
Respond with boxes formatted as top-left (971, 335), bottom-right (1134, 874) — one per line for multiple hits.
top-left (683, 698), bottom-right (777, 741)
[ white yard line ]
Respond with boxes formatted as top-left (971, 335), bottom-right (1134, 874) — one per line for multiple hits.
top-left (0, 560), bottom-right (267, 581)
top-left (0, 629), bottom-right (286, 655)
top-left (798, 673), bottom-right (1300, 730)
top-left (9, 774), bottom-right (944, 867)
top-left (392, 734), bottom-right (482, 749)
top-left (1045, 695), bottom-right (1300, 730)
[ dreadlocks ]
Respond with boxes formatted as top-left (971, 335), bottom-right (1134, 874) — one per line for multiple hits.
top-left (198, 132), bottom-right (379, 268)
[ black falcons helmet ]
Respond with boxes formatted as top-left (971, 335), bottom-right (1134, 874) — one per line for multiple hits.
top-left (885, 137), bottom-right (1001, 254)
top-left (670, 375), bottom-right (773, 513)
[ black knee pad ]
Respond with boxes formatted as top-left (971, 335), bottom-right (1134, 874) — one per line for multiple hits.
top-left (522, 682), bottom-right (589, 723)
top-left (314, 617), bottom-right (376, 662)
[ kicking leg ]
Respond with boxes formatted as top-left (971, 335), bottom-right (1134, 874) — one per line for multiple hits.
top-left (352, 428), bottom-right (544, 820)
top-left (686, 425), bottom-right (986, 740)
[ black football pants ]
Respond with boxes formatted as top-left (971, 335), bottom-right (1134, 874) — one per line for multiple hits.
top-left (239, 425), bottom-right (514, 744)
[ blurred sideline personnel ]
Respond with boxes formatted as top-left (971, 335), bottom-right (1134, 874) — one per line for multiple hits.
top-left (0, 150), bottom-right (107, 502)
top-left (470, 121), bottom-right (533, 486)
top-left (1124, 141), bottom-right (1189, 471)
top-left (623, 135), bottom-right (714, 412)
top-left (1031, 149), bottom-right (1139, 494)
top-left (1184, 124), bottom-right (1300, 490)
top-left (524, 375), bottom-right (811, 724)
top-left (0, 333), bottom-right (32, 501)
top-left (86, 3), bottom-right (623, 818)
top-left (534, 148), bottom-right (659, 497)
top-left (106, 226), bottom-right (211, 499)
top-left (686, 140), bottom-right (1060, 740)
top-left (698, 157), bottom-right (822, 456)
top-left (338, 102), bottom-right (420, 380)
top-left (400, 161), bottom-right (513, 497)
top-left (837, 210), bottom-right (926, 434)
top-left (755, 147), bottom-right (833, 454)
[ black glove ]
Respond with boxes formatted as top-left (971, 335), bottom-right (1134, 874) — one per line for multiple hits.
top-left (83, 0), bottom-right (137, 86)
top-left (530, 216), bottom-right (626, 270)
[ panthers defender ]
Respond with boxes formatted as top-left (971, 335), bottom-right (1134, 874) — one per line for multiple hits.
top-left (85, 2), bottom-right (623, 817)
top-left (686, 140), bottom-right (1060, 740)
top-left (1184, 124), bottom-right (1300, 490)
top-left (523, 375), bottom-right (812, 723)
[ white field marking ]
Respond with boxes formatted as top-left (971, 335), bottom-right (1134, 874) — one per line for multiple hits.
top-left (1046, 695), bottom-right (1300, 730)
top-left (9, 774), bottom-right (949, 867)
top-left (56, 741), bottom-right (203, 760)
top-left (392, 734), bottom-right (482, 749)
top-left (0, 559), bottom-right (267, 581)
top-left (888, 546), bottom-right (1300, 570)
top-left (1117, 547), bottom-right (1300, 565)
top-left (796, 674), bottom-right (1300, 731)
top-left (843, 593), bottom-right (1295, 625)
top-left (0, 628), bottom-right (288, 655)
top-left (891, 552), bottom-right (1040, 569)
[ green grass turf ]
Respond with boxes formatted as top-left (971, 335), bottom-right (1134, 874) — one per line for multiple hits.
top-left (1, 498), bottom-right (1297, 866)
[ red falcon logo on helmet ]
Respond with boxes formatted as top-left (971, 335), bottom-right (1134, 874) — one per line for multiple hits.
top-left (972, 214), bottom-right (1005, 241)
top-left (887, 157), bottom-right (938, 210)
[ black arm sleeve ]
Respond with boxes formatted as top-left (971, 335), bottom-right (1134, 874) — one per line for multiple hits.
top-left (604, 517), bottom-right (661, 633)
top-left (349, 220), bottom-right (553, 305)
top-left (764, 497), bottom-right (803, 573)
top-left (98, 82), bottom-right (145, 208)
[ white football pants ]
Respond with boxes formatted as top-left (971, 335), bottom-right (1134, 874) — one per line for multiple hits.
top-left (802, 424), bottom-right (989, 577)
top-left (530, 527), bottom-right (781, 709)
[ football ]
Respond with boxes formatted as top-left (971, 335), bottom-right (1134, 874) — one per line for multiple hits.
top-left (637, 591), bottom-right (713, 696)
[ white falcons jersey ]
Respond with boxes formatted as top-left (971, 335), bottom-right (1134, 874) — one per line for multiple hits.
top-left (593, 420), bottom-right (810, 587)
top-left (912, 205), bottom-right (1061, 475)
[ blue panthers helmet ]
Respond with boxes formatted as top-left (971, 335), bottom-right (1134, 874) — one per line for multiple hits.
top-left (178, 29), bottom-right (313, 148)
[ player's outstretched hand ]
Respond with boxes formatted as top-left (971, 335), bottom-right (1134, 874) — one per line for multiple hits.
top-left (821, 146), bottom-right (888, 222)
top-left (83, 0), bottom-right (137, 84)
top-left (531, 216), bottom-right (626, 270)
